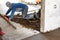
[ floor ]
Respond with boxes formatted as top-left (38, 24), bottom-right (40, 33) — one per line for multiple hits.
top-left (23, 28), bottom-right (60, 40)
top-left (1, 10), bottom-right (60, 40)
top-left (0, 11), bottom-right (41, 40)
top-left (0, 16), bottom-right (40, 40)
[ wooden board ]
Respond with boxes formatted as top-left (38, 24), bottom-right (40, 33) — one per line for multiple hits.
top-left (0, 14), bottom-right (16, 29)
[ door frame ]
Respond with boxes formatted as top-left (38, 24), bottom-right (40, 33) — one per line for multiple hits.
top-left (40, 0), bottom-right (45, 32)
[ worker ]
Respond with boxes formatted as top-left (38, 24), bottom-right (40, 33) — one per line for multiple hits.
top-left (4, 1), bottom-right (28, 21)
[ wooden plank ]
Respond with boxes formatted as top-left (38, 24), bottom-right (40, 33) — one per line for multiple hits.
top-left (0, 14), bottom-right (16, 29)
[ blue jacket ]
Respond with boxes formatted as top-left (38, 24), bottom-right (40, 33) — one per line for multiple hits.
top-left (6, 3), bottom-right (28, 19)
top-left (11, 3), bottom-right (28, 11)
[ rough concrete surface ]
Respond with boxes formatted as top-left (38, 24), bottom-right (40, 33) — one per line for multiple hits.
top-left (0, 16), bottom-right (40, 40)
top-left (23, 28), bottom-right (60, 40)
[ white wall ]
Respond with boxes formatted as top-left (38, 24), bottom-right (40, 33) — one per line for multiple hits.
top-left (42, 0), bottom-right (60, 32)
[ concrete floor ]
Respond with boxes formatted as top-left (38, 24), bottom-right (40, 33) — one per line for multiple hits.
top-left (23, 28), bottom-right (60, 40)
top-left (0, 17), bottom-right (60, 40)
top-left (0, 16), bottom-right (40, 40)
top-left (1, 13), bottom-right (60, 40)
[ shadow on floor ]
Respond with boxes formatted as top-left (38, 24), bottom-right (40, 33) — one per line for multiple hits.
top-left (22, 28), bottom-right (60, 40)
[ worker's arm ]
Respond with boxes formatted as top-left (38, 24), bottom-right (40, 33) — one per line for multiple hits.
top-left (6, 8), bottom-right (12, 15)
top-left (9, 8), bottom-right (16, 19)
